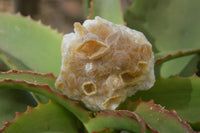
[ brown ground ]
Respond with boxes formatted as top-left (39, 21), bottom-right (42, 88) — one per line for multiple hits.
top-left (0, 0), bottom-right (133, 34)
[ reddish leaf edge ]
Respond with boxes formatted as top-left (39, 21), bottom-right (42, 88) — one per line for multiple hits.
top-left (0, 101), bottom-right (79, 133)
top-left (0, 73), bottom-right (154, 133)
top-left (0, 79), bottom-right (154, 133)
top-left (0, 79), bottom-right (155, 133)
top-left (119, 98), bottom-right (196, 133)
top-left (0, 79), bottom-right (92, 123)
top-left (0, 72), bottom-right (199, 132)
top-left (140, 99), bottom-right (196, 133)
top-left (0, 69), bottom-right (58, 103)
top-left (0, 69), bottom-right (56, 79)
top-left (99, 110), bottom-right (158, 133)
top-left (155, 48), bottom-right (200, 66)
top-left (0, 102), bottom-right (36, 132)
top-left (86, 109), bottom-right (158, 133)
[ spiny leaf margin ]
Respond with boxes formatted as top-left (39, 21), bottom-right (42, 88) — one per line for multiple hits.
top-left (0, 13), bottom-right (62, 75)
top-left (0, 79), bottom-right (91, 123)
top-left (154, 48), bottom-right (200, 66)
top-left (0, 101), bottom-right (80, 133)
top-left (130, 75), bottom-right (200, 122)
top-left (135, 100), bottom-right (196, 133)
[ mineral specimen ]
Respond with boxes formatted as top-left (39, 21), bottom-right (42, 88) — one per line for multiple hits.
top-left (55, 16), bottom-right (155, 111)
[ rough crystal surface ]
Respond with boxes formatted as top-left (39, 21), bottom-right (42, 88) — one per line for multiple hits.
top-left (55, 16), bottom-right (155, 111)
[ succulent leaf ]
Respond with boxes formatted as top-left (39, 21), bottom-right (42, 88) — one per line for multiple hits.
top-left (0, 101), bottom-right (80, 133)
top-left (0, 79), bottom-right (91, 123)
top-left (154, 49), bottom-right (200, 66)
top-left (118, 100), bottom-right (196, 132)
top-left (0, 89), bottom-right (37, 128)
top-left (159, 55), bottom-right (199, 78)
top-left (0, 70), bottom-right (58, 103)
top-left (88, 0), bottom-right (124, 25)
top-left (0, 13), bottom-right (62, 75)
top-left (0, 78), bottom-right (155, 133)
top-left (84, 110), bottom-right (148, 133)
top-left (125, 0), bottom-right (200, 77)
top-left (129, 76), bottom-right (200, 122)
top-left (0, 70), bottom-right (57, 92)
top-left (134, 100), bottom-right (195, 133)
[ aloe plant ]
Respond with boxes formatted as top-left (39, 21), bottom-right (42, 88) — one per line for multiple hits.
top-left (0, 0), bottom-right (200, 132)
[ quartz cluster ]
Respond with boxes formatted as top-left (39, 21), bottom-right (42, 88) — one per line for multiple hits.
top-left (55, 16), bottom-right (155, 111)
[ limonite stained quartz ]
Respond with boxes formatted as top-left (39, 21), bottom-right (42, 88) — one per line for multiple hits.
top-left (55, 16), bottom-right (155, 111)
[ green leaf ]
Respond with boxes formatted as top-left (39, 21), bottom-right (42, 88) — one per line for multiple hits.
top-left (0, 13), bottom-right (62, 75)
top-left (0, 70), bottom-right (59, 104)
top-left (88, 0), bottom-right (124, 25)
top-left (130, 76), bottom-right (200, 122)
top-left (154, 49), bottom-right (200, 66)
top-left (125, 0), bottom-right (200, 77)
top-left (0, 70), bottom-right (57, 92)
top-left (1, 101), bottom-right (80, 133)
top-left (0, 71), bottom-right (58, 128)
top-left (84, 110), bottom-right (149, 133)
top-left (83, 0), bottom-right (92, 18)
top-left (0, 89), bottom-right (37, 128)
top-left (159, 55), bottom-right (199, 78)
top-left (0, 79), bottom-right (91, 123)
top-left (154, 49), bottom-right (200, 78)
top-left (134, 100), bottom-right (195, 133)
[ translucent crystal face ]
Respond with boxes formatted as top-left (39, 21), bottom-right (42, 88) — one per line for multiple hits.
top-left (55, 17), bottom-right (155, 111)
